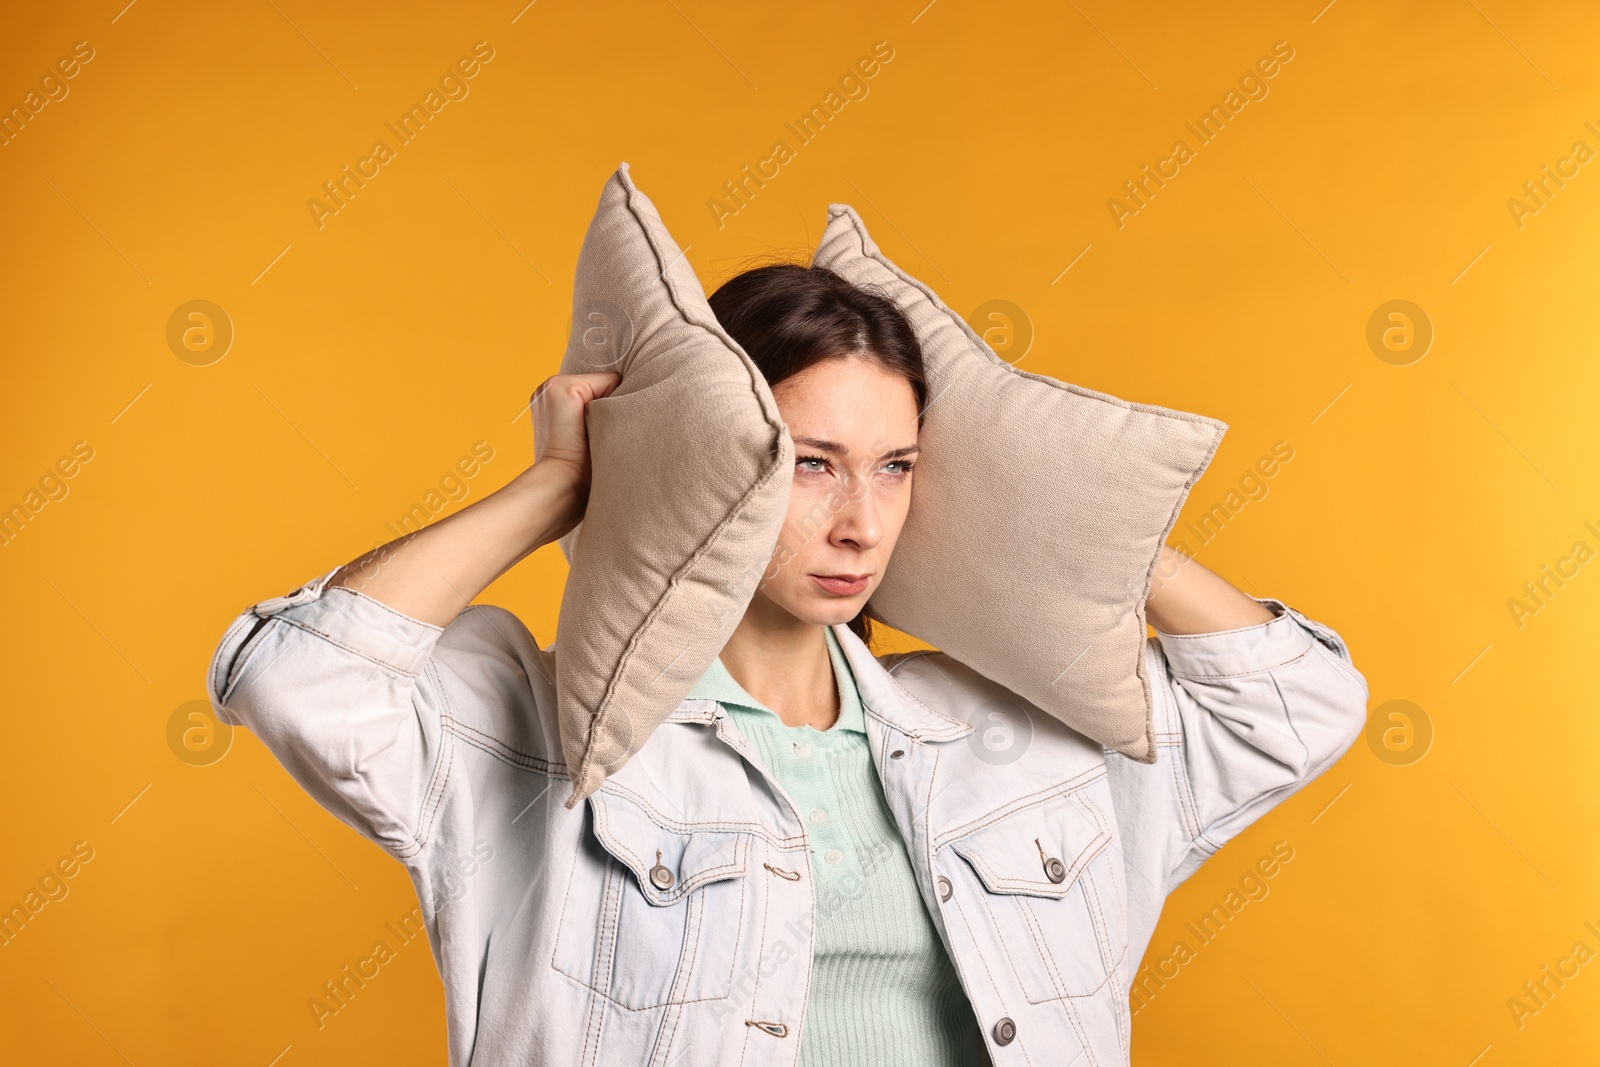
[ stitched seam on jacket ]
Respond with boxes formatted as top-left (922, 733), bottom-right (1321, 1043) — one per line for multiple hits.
top-left (954, 843), bottom-right (1095, 898)
top-left (579, 864), bottom-right (620, 1063)
top-left (442, 716), bottom-right (565, 776)
top-left (1154, 649), bottom-right (1204, 851)
top-left (553, 846), bottom-right (738, 1012)
top-left (411, 661), bottom-right (456, 853)
top-left (1198, 671), bottom-right (1302, 844)
top-left (944, 884), bottom-right (1009, 1027)
top-left (1162, 644), bottom-right (1312, 681)
top-left (591, 800), bottom-right (750, 902)
top-left (553, 973), bottom-right (752, 1008)
top-left (649, 999), bottom-right (685, 1067)
top-left (1056, 981), bottom-right (1099, 1067)
top-left (1080, 867), bottom-right (1117, 999)
top-left (650, 885), bottom-right (701, 1032)
top-left (323, 584), bottom-right (446, 629)
top-left (874, 650), bottom-right (987, 735)
top-left (887, 670), bottom-right (972, 732)
top-left (1079, 795), bottom-right (1130, 985)
top-left (1019, 892), bottom-right (1118, 1002)
top-left (970, 874), bottom-right (1028, 986)
top-left (1192, 670), bottom-right (1338, 856)
top-left (933, 766), bottom-right (1107, 849)
top-left (1167, 740), bottom-right (1200, 844)
top-left (1133, 622), bottom-right (1157, 762)
top-left (1300, 632), bottom-right (1370, 696)
top-left (738, 857), bottom-right (774, 1065)
top-left (415, 734), bottom-right (451, 856)
top-left (213, 612), bottom-right (269, 705)
top-left (643, 847), bottom-right (751, 1035)
top-left (1018, 895), bottom-right (1074, 1000)
top-left (551, 835), bottom-right (586, 984)
top-left (601, 784), bottom-right (808, 848)
top-left (272, 615), bottom-right (421, 677)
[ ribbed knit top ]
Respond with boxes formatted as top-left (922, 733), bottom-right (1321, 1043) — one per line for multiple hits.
top-left (686, 626), bottom-right (985, 1065)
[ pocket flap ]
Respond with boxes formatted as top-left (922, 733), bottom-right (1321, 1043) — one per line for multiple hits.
top-left (949, 792), bottom-right (1112, 899)
top-left (588, 790), bottom-right (751, 906)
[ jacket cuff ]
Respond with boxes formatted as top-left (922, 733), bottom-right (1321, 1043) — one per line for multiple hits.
top-left (1151, 596), bottom-right (1322, 679)
top-left (249, 565), bottom-right (444, 676)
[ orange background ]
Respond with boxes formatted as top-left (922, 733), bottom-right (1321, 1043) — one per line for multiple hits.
top-left (3, 0), bottom-right (1597, 1063)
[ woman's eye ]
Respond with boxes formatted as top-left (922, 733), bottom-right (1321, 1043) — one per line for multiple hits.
top-left (796, 455), bottom-right (914, 478)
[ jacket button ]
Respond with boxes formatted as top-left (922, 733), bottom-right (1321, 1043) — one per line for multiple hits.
top-left (1044, 857), bottom-right (1067, 883)
top-left (889, 749), bottom-right (906, 760)
top-left (993, 1017), bottom-right (1016, 1045)
top-left (650, 863), bottom-right (675, 890)
top-left (936, 876), bottom-right (952, 902)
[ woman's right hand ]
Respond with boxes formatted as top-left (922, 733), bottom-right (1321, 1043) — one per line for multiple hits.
top-left (530, 372), bottom-right (623, 495)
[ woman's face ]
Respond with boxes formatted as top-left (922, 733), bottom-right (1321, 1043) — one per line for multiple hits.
top-left (755, 355), bottom-right (921, 626)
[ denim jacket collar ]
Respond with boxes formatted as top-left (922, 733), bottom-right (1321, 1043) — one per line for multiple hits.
top-left (830, 623), bottom-right (974, 742)
top-left (665, 624), bottom-right (971, 743)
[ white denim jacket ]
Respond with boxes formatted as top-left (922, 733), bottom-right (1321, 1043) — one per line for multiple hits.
top-left (207, 566), bottom-right (1368, 1067)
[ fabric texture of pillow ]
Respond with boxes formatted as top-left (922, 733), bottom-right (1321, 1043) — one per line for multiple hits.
top-left (552, 163), bottom-right (793, 803)
top-left (811, 204), bottom-right (1227, 762)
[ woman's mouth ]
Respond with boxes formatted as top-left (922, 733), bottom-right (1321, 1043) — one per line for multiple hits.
top-left (810, 574), bottom-right (870, 596)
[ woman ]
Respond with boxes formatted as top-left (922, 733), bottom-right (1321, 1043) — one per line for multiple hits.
top-left (208, 265), bottom-right (1368, 1066)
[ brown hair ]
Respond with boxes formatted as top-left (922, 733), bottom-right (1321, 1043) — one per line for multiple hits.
top-left (708, 263), bottom-right (926, 650)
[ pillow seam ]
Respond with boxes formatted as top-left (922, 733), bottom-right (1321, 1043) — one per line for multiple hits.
top-left (571, 444), bottom-right (791, 795)
top-left (824, 205), bottom-right (1228, 763)
top-left (569, 168), bottom-right (794, 795)
top-left (824, 205), bottom-right (1226, 432)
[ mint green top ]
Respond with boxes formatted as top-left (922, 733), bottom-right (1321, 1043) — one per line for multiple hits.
top-left (687, 626), bottom-right (984, 1065)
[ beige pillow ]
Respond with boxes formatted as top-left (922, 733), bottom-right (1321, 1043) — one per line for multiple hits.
top-left (811, 205), bottom-right (1227, 762)
top-left (552, 163), bottom-right (793, 803)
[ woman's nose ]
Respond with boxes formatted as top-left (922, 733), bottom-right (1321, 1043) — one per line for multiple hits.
top-left (831, 475), bottom-right (883, 551)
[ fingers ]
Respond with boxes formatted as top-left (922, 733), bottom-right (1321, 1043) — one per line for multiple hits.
top-left (587, 371), bottom-right (622, 399)
top-left (531, 372), bottom-right (623, 468)
top-left (530, 371), bottom-right (621, 407)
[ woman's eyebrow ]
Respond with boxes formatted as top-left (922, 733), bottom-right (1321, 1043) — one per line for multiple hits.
top-left (791, 436), bottom-right (920, 460)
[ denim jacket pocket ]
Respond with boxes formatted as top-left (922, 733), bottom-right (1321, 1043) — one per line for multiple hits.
top-left (948, 789), bottom-right (1126, 1002)
top-left (552, 789), bottom-right (752, 1010)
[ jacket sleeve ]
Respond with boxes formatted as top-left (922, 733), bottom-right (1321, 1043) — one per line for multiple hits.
top-left (206, 566), bottom-right (454, 860)
top-left (1105, 596), bottom-right (1368, 941)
